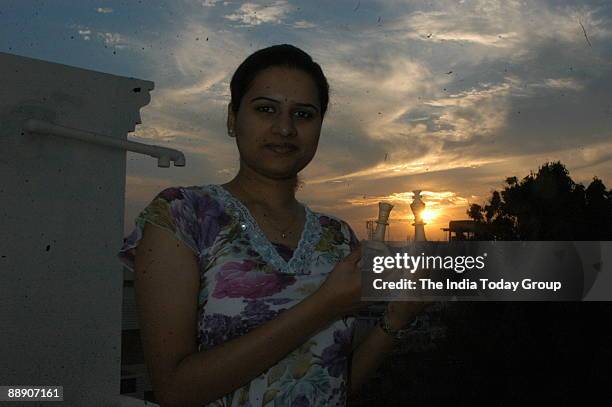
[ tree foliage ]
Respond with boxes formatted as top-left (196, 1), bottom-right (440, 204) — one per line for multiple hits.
top-left (468, 162), bottom-right (612, 240)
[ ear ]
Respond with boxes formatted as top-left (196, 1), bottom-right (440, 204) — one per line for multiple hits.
top-left (227, 103), bottom-right (236, 137)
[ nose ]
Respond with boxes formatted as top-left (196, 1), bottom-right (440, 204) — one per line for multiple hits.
top-left (272, 112), bottom-right (297, 137)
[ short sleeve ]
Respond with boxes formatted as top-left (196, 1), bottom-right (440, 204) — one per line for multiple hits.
top-left (117, 187), bottom-right (199, 271)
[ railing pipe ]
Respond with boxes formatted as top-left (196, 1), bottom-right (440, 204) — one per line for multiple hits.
top-left (23, 119), bottom-right (185, 168)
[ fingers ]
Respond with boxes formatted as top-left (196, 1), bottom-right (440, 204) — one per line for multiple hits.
top-left (344, 245), bottom-right (362, 264)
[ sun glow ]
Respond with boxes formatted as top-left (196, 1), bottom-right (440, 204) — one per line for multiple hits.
top-left (421, 208), bottom-right (438, 223)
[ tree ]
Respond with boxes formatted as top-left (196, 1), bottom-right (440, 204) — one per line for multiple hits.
top-left (468, 162), bottom-right (612, 240)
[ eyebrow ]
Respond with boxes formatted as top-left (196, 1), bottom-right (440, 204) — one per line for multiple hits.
top-left (250, 96), bottom-right (319, 112)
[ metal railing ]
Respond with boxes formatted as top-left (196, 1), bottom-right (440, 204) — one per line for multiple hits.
top-left (23, 119), bottom-right (186, 168)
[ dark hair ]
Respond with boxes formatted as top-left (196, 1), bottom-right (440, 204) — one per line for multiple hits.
top-left (230, 44), bottom-right (329, 118)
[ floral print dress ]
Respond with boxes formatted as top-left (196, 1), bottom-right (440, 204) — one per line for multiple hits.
top-left (118, 184), bottom-right (360, 407)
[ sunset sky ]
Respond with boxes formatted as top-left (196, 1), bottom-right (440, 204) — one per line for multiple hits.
top-left (3, 0), bottom-right (611, 240)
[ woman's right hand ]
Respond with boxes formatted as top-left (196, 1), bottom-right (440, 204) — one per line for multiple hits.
top-left (315, 245), bottom-right (366, 318)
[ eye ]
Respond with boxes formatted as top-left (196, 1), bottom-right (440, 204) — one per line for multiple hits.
top-left (294, 110), bottom-right (314, 119)
top-left (255, 105), bottom-right (275, 113)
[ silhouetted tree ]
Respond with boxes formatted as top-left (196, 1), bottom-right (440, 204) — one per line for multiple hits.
top-left (468, 161), bottom-right (612, 240)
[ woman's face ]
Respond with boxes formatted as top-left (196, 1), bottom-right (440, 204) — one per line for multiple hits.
top-left (228, 66), bottom-right (323, 180)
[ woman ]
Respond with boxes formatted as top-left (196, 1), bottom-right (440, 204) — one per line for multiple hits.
top-left (118, 44), bottom-right (423, 407)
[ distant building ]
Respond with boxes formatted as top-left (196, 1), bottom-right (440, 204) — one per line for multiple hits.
top-left (441, 220), bottom-right (478, 241)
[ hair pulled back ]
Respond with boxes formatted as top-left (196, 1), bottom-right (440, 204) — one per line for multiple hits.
top-left (230, 44), bottom-right (329, 118)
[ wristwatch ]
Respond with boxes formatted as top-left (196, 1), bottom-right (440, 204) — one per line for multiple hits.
top-left (378, 309), bottom-right (413, 340)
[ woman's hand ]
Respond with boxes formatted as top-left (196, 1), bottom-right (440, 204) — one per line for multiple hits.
top-left (314, 245), bottom-right (366, 318)
top-left (386, 300), bottom-right (431, 329)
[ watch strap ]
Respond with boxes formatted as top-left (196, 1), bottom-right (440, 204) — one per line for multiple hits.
top-left (378, 309), bottom-right (412, 340)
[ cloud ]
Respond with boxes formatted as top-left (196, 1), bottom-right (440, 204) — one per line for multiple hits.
top-left (398, 10), bottom-right (519, 47)
top-left (97, 32), bottom-right (126, 48)
top-left (71, 24), bottom-right (133, 49)
top-left (95, 7), bottom-right (113, 14)
top-left (424, 81), bottom-right (513, 141)
top-left (224, 1), bottom-right (292, 26)
top-left (120, 17), bottom-right (252, 189)
top-left (114, 0), bottom-right (612, 240)
top-left (304, 46), bottom-right (444, 174)
top-left (201, 0), bottom-right (222, 7)
top-left (293, 20), bottom-right (316, 29)
top-left (536, 78), bottom-right (585, 91)
top-left (348, 190), bottom-right (468, 213)
top-left (77, 29), bottom-right (91, 41)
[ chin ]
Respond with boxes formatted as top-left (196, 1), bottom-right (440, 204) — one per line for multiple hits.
top-left (244, 157), bottom-right (311, 180)
top-left (256, 162), bottom-right (308, 178)
top-left (263, 170), bottom-right (300, 180)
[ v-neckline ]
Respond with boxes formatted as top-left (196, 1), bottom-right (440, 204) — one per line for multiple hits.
top-left (209, 184), bottom-right (321, 275)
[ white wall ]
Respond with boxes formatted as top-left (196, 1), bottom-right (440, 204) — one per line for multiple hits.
top-left (0, 52), bottom-right (153, 406)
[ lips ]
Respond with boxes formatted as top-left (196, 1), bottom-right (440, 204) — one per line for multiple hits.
top-left (265, 143), bottom-right (298, 154)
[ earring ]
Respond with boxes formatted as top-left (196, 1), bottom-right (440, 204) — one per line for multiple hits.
top-left (228, 129), bottom-right (235, 137)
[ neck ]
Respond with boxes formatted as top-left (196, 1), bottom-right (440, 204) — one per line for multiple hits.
top-left (226, 167), bottom-right (299, 210)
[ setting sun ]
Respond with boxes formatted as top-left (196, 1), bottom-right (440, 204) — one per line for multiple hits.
top-left (421, 208), bottom-right (438, 223)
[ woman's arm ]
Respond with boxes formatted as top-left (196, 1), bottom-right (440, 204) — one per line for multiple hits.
top-left (348, 302), bottom-right (429, 396)
top-left (348, 324), bottom-right (394, 395)
top-left (134, 223), bottom-right (361, 407)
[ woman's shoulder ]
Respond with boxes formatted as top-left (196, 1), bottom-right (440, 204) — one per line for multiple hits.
top-left (311, 210), bottom-right (357, 236)
top-left (312, 210), bottom-right (346, 226)
top-left (151, 184), bottom-right (224, 207)
top-left (310, 210), bottom-right (360, 250)
top-left (148, 184), bottom-right (230, 225)
top-left (146, 184), bottom-right (232, 250)
top-left (154, 184), bottom-right (213, 199)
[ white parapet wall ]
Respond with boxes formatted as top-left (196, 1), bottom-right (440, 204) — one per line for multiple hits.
top-left (0, 52), bottom-right (157, 406)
